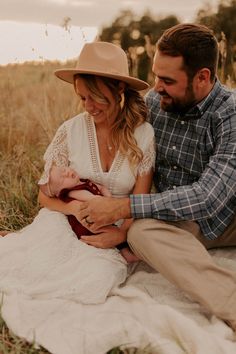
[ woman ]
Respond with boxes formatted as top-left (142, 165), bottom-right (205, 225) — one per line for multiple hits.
top-left (0, 42), bottom-right (155, 305)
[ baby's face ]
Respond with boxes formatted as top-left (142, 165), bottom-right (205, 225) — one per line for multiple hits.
top-left (50, 166), bottom-right (81, 194)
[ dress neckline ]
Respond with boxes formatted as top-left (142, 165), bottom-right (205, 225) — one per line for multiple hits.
top-left (86, 114), bottom-right (125, 190)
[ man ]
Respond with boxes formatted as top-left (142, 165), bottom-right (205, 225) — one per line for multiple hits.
top-left (78, 23), bottom-right (236, 331)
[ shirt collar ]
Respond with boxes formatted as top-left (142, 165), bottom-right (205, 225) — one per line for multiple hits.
top-left (182, 78), bottom-right (221, 120)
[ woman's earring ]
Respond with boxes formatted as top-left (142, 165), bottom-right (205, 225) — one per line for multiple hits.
top-left (120, 93), bottom-right (125, 110)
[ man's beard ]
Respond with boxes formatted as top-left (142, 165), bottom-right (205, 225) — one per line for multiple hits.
top-left (160, 82), bottom-right (197, 115)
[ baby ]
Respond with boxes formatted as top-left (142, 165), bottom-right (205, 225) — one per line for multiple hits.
top-left (39, 166), bottom-right (138, 263)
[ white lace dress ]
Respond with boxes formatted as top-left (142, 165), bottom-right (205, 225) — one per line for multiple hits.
top-left (0, 113), bottom-right (155, 304)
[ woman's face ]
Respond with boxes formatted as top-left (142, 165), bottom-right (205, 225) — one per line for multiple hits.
top-left (74, 76), bottom-right (119, 126)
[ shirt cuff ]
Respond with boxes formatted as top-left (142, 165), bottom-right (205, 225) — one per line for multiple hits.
top-left (130, 194), bottom-right (153, 219)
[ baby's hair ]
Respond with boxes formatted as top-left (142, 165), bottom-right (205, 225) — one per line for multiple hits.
top-left (39, 166), bottom-right (57, 197)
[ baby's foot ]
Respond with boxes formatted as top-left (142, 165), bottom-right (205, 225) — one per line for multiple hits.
top-left (120, 247), bottom-right (140, 263)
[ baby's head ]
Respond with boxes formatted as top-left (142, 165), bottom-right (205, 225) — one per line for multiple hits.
top-left (40, 166), bottom-right (81, 197)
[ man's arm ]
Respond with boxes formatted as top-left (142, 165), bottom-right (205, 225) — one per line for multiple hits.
top-left (77, 168), bottom-right (153, 231)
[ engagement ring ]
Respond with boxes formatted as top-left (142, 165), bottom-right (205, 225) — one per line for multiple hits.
top-left (85, 216), bottom-right (93, 225)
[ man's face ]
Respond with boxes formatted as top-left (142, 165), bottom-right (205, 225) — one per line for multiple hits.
top-left (152, 50), bottom-right (197, 114)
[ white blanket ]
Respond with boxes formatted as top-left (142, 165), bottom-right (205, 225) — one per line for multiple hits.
top-left (2, 247), bottom-right (236, 354)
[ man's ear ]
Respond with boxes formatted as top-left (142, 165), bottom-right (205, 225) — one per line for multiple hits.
top-left (196, 68), bottom-right (211, 87)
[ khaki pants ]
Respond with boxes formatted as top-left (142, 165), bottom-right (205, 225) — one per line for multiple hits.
top-left (128, 215), bottom-right (236, 323)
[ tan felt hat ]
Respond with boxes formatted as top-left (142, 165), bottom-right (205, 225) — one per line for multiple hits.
top-left (54, 41), bottom-right (149, 91)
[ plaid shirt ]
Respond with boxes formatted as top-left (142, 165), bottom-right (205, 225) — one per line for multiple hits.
top-left (130, 80), bottom-right (236, 239)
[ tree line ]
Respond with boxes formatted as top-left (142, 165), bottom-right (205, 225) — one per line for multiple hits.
top-left (99, 0), bottom-right (236, 85)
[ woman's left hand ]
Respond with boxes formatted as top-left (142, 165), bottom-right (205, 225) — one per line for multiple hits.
top-left (80, 226), bottom-right (126, 248)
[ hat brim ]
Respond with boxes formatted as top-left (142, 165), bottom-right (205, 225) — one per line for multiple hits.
top-left (54, 69), bottom-right (149, 91)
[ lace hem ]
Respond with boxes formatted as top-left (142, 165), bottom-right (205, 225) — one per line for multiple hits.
top-left (38, 124), bottom-right (69, 185)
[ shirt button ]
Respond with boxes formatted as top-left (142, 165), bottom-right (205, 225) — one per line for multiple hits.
top-left (181, 120), bottom-right (185, 125)
top-left (172, 146), bottom-right (176, 150)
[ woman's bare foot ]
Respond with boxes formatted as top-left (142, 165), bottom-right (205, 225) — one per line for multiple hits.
top-left (120, 247), bottom-right (140, 263)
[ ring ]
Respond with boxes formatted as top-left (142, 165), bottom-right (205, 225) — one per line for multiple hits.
top-left (85, 216), bottom-right (93, 225)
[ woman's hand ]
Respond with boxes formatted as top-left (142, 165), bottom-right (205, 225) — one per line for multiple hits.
top-left (80, 226), bottom-right (126, 249)
top-left (66, 200), bottom-right (83, 216)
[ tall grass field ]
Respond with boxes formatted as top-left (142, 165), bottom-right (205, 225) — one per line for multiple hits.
top-left (0, 61), bottom-right (79, 232)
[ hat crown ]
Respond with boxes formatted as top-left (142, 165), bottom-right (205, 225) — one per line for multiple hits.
top-left (54, 41), bottom-right (149, 90)
top-left (77, 42), bottom-right (129, 77)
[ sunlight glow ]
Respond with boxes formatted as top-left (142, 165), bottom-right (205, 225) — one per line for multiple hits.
top-left (0, 21), bottom-right (98, 65)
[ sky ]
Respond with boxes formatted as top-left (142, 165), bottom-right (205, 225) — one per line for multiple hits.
top-left (0, 0), bottom-right (220, 65)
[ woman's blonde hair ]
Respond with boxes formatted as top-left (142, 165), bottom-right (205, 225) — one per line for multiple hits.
top-left (74, 74), bottom-right (148, 169)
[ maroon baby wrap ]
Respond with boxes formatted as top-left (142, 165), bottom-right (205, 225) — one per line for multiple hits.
top-left (59, 179), bottom-right (102, 238)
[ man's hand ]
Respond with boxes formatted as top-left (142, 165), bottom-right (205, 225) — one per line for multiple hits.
top-left (80, 226), bottom-right (126, 248)
top-left (77, 196), bottom-right (131, 231)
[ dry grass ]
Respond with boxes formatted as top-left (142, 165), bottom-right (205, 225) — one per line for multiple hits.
top-left (0, 60), bottom-right (79, 231)
top-left (0, 313), bottom-right (49, 354)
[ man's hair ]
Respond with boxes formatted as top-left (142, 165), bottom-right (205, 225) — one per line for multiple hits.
top-left (157, 23), bottom-right (219, 82)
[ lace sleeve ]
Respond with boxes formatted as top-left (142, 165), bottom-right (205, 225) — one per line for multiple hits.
top-left (38, 123), bottom-right (69, 185)
top-left (137, 136), bottom-right (156, 176)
